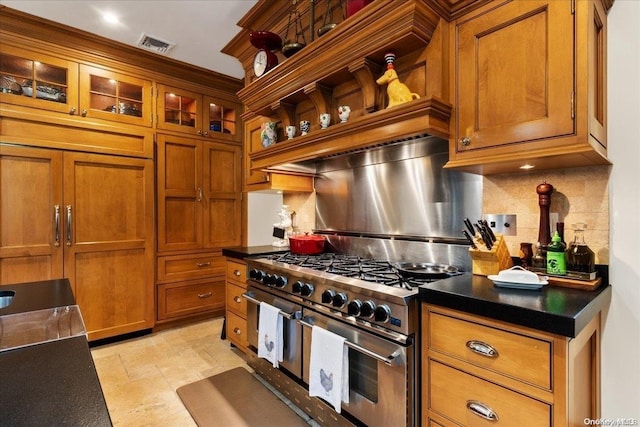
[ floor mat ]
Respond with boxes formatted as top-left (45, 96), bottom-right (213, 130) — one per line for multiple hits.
top-left (176, 367), bottom-right (308, 427)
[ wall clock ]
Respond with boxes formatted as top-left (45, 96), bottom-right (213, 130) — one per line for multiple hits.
top-left (249, 31), bottom-right (282, 78)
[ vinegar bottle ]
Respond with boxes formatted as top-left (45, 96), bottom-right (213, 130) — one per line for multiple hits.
top-left (566, 223), bottom-right (596, 273)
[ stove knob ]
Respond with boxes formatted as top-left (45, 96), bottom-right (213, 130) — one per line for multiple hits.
top-left (300, 283), bottom-right (314, 297)
top-left (275, 275), bottom-right (288, 288)
top-left (292, 281), bottom-right (304, 294)
top-left (347, 299), bottom-right (362, 316)
top-left (249, 269), bottom-right (264, 281)
top-left (374, 305), bottom-right (392, 323)
top-left (332, 292), bottom-right (347, 308)
top-left (360, 301), bottom-right (376, 318)
top-left (264, 273), bottom-right (275, 286)
top-left (321, 289), bottom-right (336, 304)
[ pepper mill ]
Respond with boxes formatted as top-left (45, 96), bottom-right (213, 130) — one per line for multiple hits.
top-left (536, 182), bottom-right (554, 247)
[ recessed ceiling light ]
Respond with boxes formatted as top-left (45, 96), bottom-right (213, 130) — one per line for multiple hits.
top-left (520, 164), bottom-right (535, 170)
top-left (102, 12), bottom-right (120, 25)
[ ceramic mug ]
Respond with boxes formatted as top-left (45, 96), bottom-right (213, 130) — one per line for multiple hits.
top-left (338, 105), bottom-right (351, 123)
top-left (319, 113), bottom-right (331, 129)
top-left (285, 125), bottom-right (296, 139)
top-left (260, 122), bottom-right (277, 147)
top-left (300, 120), bottom-right (311, 136)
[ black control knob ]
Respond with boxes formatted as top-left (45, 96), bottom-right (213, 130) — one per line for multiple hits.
top-left (360, 301), bottom-right (376, 318)
top-left (300, 283), bottom-right (314, 297)
top-left (347, 299), bottom-right (362, 316)
top-left (264, 273), bottom-right (275, 286)
top-left (292, 281), bottom-right (304, 294)
top-left (321, 289), bottom-right (336, 304)
top-left (249, 269), bottom-right (264, 281)
top-left (374, 305), bottom-right (392, 323)
top-left (332, 292), bottom-right (347, 308)
top-left (275, 275), bottom-right (288, 288)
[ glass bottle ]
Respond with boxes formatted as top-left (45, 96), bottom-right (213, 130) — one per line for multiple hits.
top-left (547, 231), bottom-right (567, 275)
top-left (566, 223), bottom-right (596, 273)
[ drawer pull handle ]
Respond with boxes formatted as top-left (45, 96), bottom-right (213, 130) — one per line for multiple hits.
top-left (233, 269), bottom-right (241, 276)
top-left (233, 327), bottom-right (242, 335)
top-left (466, 340), bottom-right (499, 358)
top-left (198, 292), bottom-right (212, 298)
top-left (196, 262), bottom-right (211, 268)
top-left (233, 296), bottom-right (242, 303)
top-left (466, 400), bottom-right (499, 422)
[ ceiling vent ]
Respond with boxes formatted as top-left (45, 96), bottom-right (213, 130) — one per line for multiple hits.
top-left (137, 33), bottom-right (175, 54)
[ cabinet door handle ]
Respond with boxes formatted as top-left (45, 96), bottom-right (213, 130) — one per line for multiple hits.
top-left (54, 205), bottom-right (60, 247)
top-left (196, 262), bottom-right (211, 268)
top-left (197, 187), bottom-right (203, 202)
top-left (65, 205), bottom-right (72, 246)
top-left (233, 296), bottom-right (242, 303)
top-left (460, 136), bottom-right (471, 146)
top-left (233, 327), bottom-right (242, 335)
top-left (198, 292), bottom-right (212, 298)
top-left (466, 340), bottom-right (499, 358)
top-left (233, 269), bottom-right (241, 276)
top-left (69, 107), bottom-right (76, 115)
top-left (81, 109), bottom-right (87, 117)
top-left (466, 400), bottom-right (499, 422)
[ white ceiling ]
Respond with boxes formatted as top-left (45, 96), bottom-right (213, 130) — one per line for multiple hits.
top-left (0, 0), bottom-right (258, 79)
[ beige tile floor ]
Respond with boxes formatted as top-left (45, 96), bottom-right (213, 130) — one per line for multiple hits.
top-left (91, 317), bottom-right (249, 426)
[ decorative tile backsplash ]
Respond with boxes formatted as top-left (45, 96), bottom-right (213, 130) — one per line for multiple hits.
top-left (284, 164), bottom-right (611, 264)
top-left (483, 165), bottom-right (611, 264)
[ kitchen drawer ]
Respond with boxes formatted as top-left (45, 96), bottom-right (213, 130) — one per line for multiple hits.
top-left (426, 308), bottom-right (552, 389)
top-left (226, 310), bottom-right (248, 350)
top-left (226, 259), bottom-right (247, 285)
top-left (428, 360), bottom-right (550, 427)
top-left (157, 253), bottom-right (225, 283)
top-left (225, 282), bottom-right (247, 317)
top-left (157, 277), bottom-right (225, 320)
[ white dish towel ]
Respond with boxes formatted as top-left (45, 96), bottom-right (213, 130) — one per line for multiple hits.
top-left (308, 325), bottom-right (349, 413)
top-left (257, 302), bottom-right (283, 368)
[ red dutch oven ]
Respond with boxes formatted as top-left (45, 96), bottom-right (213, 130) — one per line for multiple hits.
top-left (289, 233), bottom-right (325, 255)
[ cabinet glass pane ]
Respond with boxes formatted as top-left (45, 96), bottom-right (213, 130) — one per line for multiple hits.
top-left (164, 93), bottom-right (196, 127)
top-left (0, 53), bottom-right (67, 103)
top-left (90, 74), bottom-right (143, 117)
top-left (207, 102), bottom-right (235, 135)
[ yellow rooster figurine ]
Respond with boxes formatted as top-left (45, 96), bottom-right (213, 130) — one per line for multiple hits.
top-left (376, 52), bottom-right (420, 109)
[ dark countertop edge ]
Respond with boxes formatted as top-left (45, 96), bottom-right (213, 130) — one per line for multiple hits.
top-left (419, 274), bottom-right (612, 338)
top-left (222, 245), bottom-right (290, 259)
top-left (0, 278), bottom-right (76, 315)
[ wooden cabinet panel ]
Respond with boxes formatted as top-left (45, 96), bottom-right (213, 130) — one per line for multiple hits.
top-left (429, 359), bottom-right (551, 426)
top-left (157, 277), bottom-right (225, 320)
top-left (0, 145), bottom-right (63, 284)
top-left (427, 310), bottom-right (552, 389)
top-left (157, 252), bottom-right (225, 282)
top-left (226, 282), bottom-right (247, 317)
top-left (226, 259), bottom-right (247, 285)
top-left (225, 258), bottom-right (248, 353)
top-left (226, 310), bottom-right (249, 351)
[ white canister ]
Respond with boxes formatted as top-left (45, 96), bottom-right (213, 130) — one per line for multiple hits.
top-left (338, 105), bottom-right (351, 123)
top-left (285, 125), bottom-right (296, 139)
top-left (319, 113), bottom-right (331, 129)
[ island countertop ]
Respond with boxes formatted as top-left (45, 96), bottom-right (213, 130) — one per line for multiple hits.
top-left (0, 279), bottom-right (112, 426)
top-left (419, 273), bottom-right (612, 338)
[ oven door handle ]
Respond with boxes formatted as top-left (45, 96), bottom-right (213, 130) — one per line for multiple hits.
top-left (298, 318), bottom-right (400, 366)
top-left (242, 292), bottom-right (300, 320)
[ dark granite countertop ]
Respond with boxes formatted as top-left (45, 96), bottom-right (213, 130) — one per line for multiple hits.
top-left (419, 273), bottom-right (612, 338)
top-left (222, 245), bottom-right (290, 260)
top-left (0, 279), bottom-right (112, 426)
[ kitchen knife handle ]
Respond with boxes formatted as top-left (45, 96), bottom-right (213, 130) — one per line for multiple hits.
top-left (464, 218), bottom-right (476, 237)
top-left (462, 230), bottom-right (477, 249)
top-left (482, 219), bottom-right (496, 241)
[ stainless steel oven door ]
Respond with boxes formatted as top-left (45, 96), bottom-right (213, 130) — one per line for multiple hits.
top-left (300, 308), bottom-right (414, 427)
top-left (244, 286), bottom-right (303, 379)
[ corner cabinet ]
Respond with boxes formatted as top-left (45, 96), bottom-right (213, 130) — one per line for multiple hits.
top-left (0, 143), bottom-right (155, 341)
top-left (446, 0), bottom-right (611, 174)
top-left (422, 304), bottom-right (602, 426)
top-left (155, 133), bottom-right (242, 323)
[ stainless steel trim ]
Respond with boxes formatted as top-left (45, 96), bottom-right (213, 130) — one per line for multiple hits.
top-left (54, 205), bottom-right (60, 247)
top-left (65, 205), bottom-right (72, 246)
top-left (466, 400), bottom-right (499, 422)
top-left (242, 292), bottom-right (300, 320)
top-left (466, 340), bottom-right (499, 358)
top-left (298, 317), bottom-right (399, 366)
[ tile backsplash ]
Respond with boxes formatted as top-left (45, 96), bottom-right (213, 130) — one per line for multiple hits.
top-left (483, 165), bottom-right (611, 264)
top-left (284, 164), bottom-right (611, 264)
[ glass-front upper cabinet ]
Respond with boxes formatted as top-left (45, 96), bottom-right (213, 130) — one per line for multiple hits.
top-left (157, 84), bottom-right (240, 141)
top-left (0, 45), bottom-right (79, 115)
top-left (79, 65), bottom-right (152, 127)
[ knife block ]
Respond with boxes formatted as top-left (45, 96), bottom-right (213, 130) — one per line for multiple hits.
top-left (469, 234), bottom-right (513, 276)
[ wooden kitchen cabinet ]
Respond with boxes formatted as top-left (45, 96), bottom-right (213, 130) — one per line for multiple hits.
top-left (225, 258), bottom-right (249, 352)
top-left (156, 84), bottom-right (240, 142)
top-left (422, 304), bottom-right (602, 426)
top-left (446, 0), bottom-right (610, 174)
top-left (0, 143), bottom-right (155, 341)
top-left (0, 44), bottom-right (153, 128)
top-left (243, 116), bottom-right (314, 192)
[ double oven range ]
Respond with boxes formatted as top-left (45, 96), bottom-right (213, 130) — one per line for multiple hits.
top-left (243, 251), bottom-right (457, 427)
